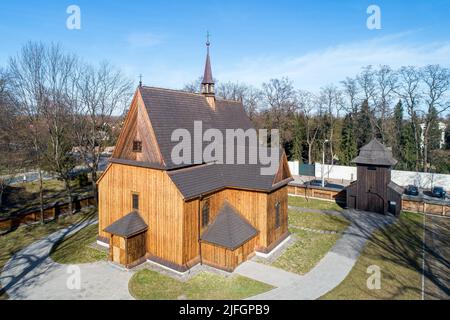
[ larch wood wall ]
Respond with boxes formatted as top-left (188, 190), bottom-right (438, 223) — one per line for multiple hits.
top-left (98, 163), bottom-right (185, 266)
top-left (201, 236), bottom-right (259, 272)
top-left (181, 186), bottom-right (289, 266)
top-left (112, 91), bottom-right (164, 165)
top-left (100, 163), bottom-right (289, 270)
top-left (266, 186), bottom-right (289, 249)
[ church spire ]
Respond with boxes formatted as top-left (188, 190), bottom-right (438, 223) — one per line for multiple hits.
top-left (201, 31), bottom-right (215, 97)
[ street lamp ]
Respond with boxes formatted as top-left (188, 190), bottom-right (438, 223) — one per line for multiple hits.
top-left (322, 139), bottom-right (329, 188)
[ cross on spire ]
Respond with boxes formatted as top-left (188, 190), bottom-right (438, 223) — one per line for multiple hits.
top-left (139, 74), bottom-right (143, 87)
top-left (206, 31), bottom-right (211, 48)
top-left (201, 31), bottom-right (215, 100)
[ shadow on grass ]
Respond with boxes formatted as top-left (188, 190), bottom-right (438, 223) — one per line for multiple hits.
top-left (349, 212), bottom-right (449, 299)
top-left (0, 210), bottom-right (96, 299)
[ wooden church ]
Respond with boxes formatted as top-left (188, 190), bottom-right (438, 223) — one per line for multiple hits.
top-left (96, 41), bottom-right (293, 271)
top-left (346, 139), bottom-right (403, 215)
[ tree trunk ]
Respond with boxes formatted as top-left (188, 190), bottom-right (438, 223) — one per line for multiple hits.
top-left (91, 170), bottom-right (98, 205)
top-left (307, 142), bottom-right (312, 165)
top-left (64, 179), bottom-right (74, 215)
top-left (38, 169), bottom-right (44, 224)
top-left (0, 185), bottom-right (4, 208)
top-left (423, 125), bottom-right (430, 173)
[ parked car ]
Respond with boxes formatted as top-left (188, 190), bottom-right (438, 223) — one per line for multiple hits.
top-left (431, 186), bottom-right (446, 199)
top-left (405, 185), bottom-right (419, 196)
top-left (305, 179), bottom-right (326, 187)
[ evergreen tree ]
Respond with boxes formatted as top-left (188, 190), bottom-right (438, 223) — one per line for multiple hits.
top-left (355, 100), bottom-right (373, 149)
top-left (445, 123), bottom-right (450, 150)
top-left (340, 113), bottom-right (357, 165)
top-left (291, 114), bottom-right (306, 162)
top-left (392, 100), bottom-right (403, 160)
top-left (398, 122), bottom-right (417, 170)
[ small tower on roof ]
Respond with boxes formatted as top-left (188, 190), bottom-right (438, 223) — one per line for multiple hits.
top-left (201, 32), bottom-right (215, 108)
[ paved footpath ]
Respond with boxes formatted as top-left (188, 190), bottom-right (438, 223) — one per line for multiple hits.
top-left (236, 209), bottom-right (395, 300)
top-left (1, 219), bottom-right (133, 300)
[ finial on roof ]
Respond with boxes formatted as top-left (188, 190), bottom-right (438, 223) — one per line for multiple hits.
top-left (139, 74), bottom-right (143, 87)
top-left (206, 31), bottom-right (211, 49)
top-left (201, 31), bottom-right (215, 108)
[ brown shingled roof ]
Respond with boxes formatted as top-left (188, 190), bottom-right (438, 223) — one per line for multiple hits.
top-left (352, 139), bottom-right (398, 166)
top-left (202, 51), bottom-right (214, 84)
top-left (201, 201), bottom-right (258, 250)
top-left (104, 211), bottom-right (148, 238)
top-left (167, 153), bottom-right (293, 200)
top-left (139, 86), bottom-right (254, 169)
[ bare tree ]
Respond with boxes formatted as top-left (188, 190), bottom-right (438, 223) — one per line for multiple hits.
top-left (0, 68), bottom-right (19, 207)
top-left (374, 65), bottom-right (398, 142)
top-left (8, 42), bottom-right (48, 223)
top-left (216, 81), bottom-right (262, 120)
top-left (74, 62), bottom-right (133, 203)
top-left (341, 76), bottom-right (360, 114)
top-left (40, 45), bottom-right (79, 214)
top-left (396, 66), bottom-right (422, 171)
top-left (420, 64), bottom-right (450, 172)
top-left (261, 77), bottom-right (297, 145)
top-left (183, 76), bottom-right (204, 93)
top-left (297, 90), bottom-right (319, 164)
top-left (318, 85), bottom-right (344, 165)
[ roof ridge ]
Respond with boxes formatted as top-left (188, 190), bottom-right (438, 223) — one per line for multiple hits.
top-left (140, 85), bottom-right (204, 97)
top-left (140, 86), bottom-right (244, 105)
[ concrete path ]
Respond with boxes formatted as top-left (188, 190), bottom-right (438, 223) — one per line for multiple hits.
top-left (1, 219), bottom-right (133, 300)
top-left (235, 209), bottom-right (395, 300)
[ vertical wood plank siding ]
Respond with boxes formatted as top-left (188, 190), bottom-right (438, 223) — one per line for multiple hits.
top-left (100, 163), bottom-right (289, 270)
top-left (201, 236), bottom-right (259, 272)
top-left (99, 163), bottom-right (184, 266)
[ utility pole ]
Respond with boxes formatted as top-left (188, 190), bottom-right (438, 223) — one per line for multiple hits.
top-left (322, 139), bottom-right (329, 188)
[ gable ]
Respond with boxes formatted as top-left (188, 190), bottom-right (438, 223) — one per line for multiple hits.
top-left (112, 90), bottom-right (164, 166)
top-left (139, 87), bottom-right (254, 169)
top-left (272, 152), bottom-right (292, 185)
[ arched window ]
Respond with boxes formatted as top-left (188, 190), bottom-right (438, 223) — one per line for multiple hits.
top-left (202, 199), bottom-right (210, 227)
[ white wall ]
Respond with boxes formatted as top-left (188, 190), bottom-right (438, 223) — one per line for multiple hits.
top-left (288, 161), bottom-right (299, 176)
top-left (289, 162), bottom-right (450, 189)
top-left (315, 164), bottom-right (357, 182)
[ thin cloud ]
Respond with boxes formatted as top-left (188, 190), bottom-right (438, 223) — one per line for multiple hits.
top-left (126, 32), bottom-right (163, 48)
top-left (218, 33), bottom-right (450, 91)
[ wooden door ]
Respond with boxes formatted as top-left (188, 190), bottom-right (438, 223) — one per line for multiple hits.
top-left (367, 193), bottom-right (384, 214)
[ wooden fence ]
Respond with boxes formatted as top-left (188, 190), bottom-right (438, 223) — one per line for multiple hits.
top-left (0, 195), bottom-right (95, 233)
top-left (288, 183), bottom-right (346, 204)
top-left (402, 198), bottom-right (449, 216)
top-left (288, 182), bottom-right (449, 216)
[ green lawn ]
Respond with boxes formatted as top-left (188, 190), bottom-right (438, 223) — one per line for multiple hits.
top-left (0, 209), bottom-right (97, 300)
top-left (264, 209), bottom-right (349, 275)
top-left (129, 269), bottom-right (274, 300)
top-left (321, 211), bottom-right (423, 300)
top-left (271, 228), bottom-right (340, 275)
top-left (289, 210), bottom-right (350, 232)
top-left (50, 223), bottom-right (107, 264)
top-left (288, 196), bottom-right (343, 211)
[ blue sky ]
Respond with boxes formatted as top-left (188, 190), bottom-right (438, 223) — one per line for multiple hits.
top-left (1, 0), bottom-right (450, 91)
